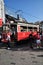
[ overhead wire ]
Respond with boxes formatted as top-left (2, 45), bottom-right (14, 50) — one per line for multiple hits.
top-left (5, 4), bottom-right (40, 21)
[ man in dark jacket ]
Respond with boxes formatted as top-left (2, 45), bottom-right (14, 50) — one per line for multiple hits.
top-left (29, 34), bottom-right (34, 49)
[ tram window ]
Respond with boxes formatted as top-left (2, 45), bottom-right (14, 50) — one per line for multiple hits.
top-left (28, 27), bottom-right (33, 31)
top-left (3, 26), bottom-right (5, 30)
top-left (21, 29), bottom-right (27, 32)
top-left (34, 27), bottom-right (37, 31)
top-left (10, 25), bottom-right (17, 32)
top-left (20, 26), bottom-right (27, 32)
top-left (28, 27), bottom-right (32, 29)
top-left (3, 25), bottom-right (10, 31)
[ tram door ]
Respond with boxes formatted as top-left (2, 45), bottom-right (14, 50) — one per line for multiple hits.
top-left (10, 24), bottom-right (17, 42)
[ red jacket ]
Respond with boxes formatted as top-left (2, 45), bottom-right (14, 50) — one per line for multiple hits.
top-left (36, 34), bottom-right (40, 39)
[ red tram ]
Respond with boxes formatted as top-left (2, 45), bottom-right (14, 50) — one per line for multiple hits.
top-left (2, 22), bottom-right (39, 44)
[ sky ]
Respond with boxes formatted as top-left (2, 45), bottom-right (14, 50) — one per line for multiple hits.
top-left (4, 0), bottom-right (43, 23)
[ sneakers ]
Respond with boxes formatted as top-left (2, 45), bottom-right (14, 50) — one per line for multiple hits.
top-left (7, 47), bottom-right (11, 50)
top-left (37, 46), bottom-right (39, 48)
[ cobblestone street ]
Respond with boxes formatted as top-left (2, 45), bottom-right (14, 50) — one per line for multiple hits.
top-left (0, 46), bottom-right (43, 65)
top-left (0, 0), bottom-right (43, 65)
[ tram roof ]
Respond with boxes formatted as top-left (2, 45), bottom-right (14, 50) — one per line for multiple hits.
top-left (5, 14), bottom-right (29, 23)
top-left (5, 14), bottom-right (39, 26)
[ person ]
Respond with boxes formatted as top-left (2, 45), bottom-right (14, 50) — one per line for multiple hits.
top-left (32, 31), bottom-right (37, 47)
top-left (0, 32), bottom-right (2, 43)
top-left (41, 32), bottom-right (43, 47)
top-left (10, 29), bottom-right (16, 47)
top-left (0, 32), bottom-right (2, 47)
top-left (28, 33), bottom-right (34, 49)
top-left (36, 32), bottom-right (41, 48)
top-left (6, 31), bottom-right (11, 50)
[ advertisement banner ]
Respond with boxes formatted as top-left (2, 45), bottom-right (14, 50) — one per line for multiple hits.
top-left (0, 19), bottom-right (3, 27)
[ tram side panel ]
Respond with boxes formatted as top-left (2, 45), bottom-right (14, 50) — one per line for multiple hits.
top-left (17, 24), bottom-right (39, 42)
top-left (17, 25), bottom-right (31, 41)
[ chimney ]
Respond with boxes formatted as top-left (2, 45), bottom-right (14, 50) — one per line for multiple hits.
top-left (17, 14), bottom-right (19, 20)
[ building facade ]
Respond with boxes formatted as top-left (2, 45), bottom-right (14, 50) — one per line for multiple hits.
top-left (0, 0), bottom-right (5, 23)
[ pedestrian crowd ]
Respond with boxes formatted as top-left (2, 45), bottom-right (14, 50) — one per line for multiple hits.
top-left (0, 30), bottom-right (43, 50)
top-left (0, 29), bottom-right (15, 50)
top-left (28, 31), bottom-right (42, 49)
